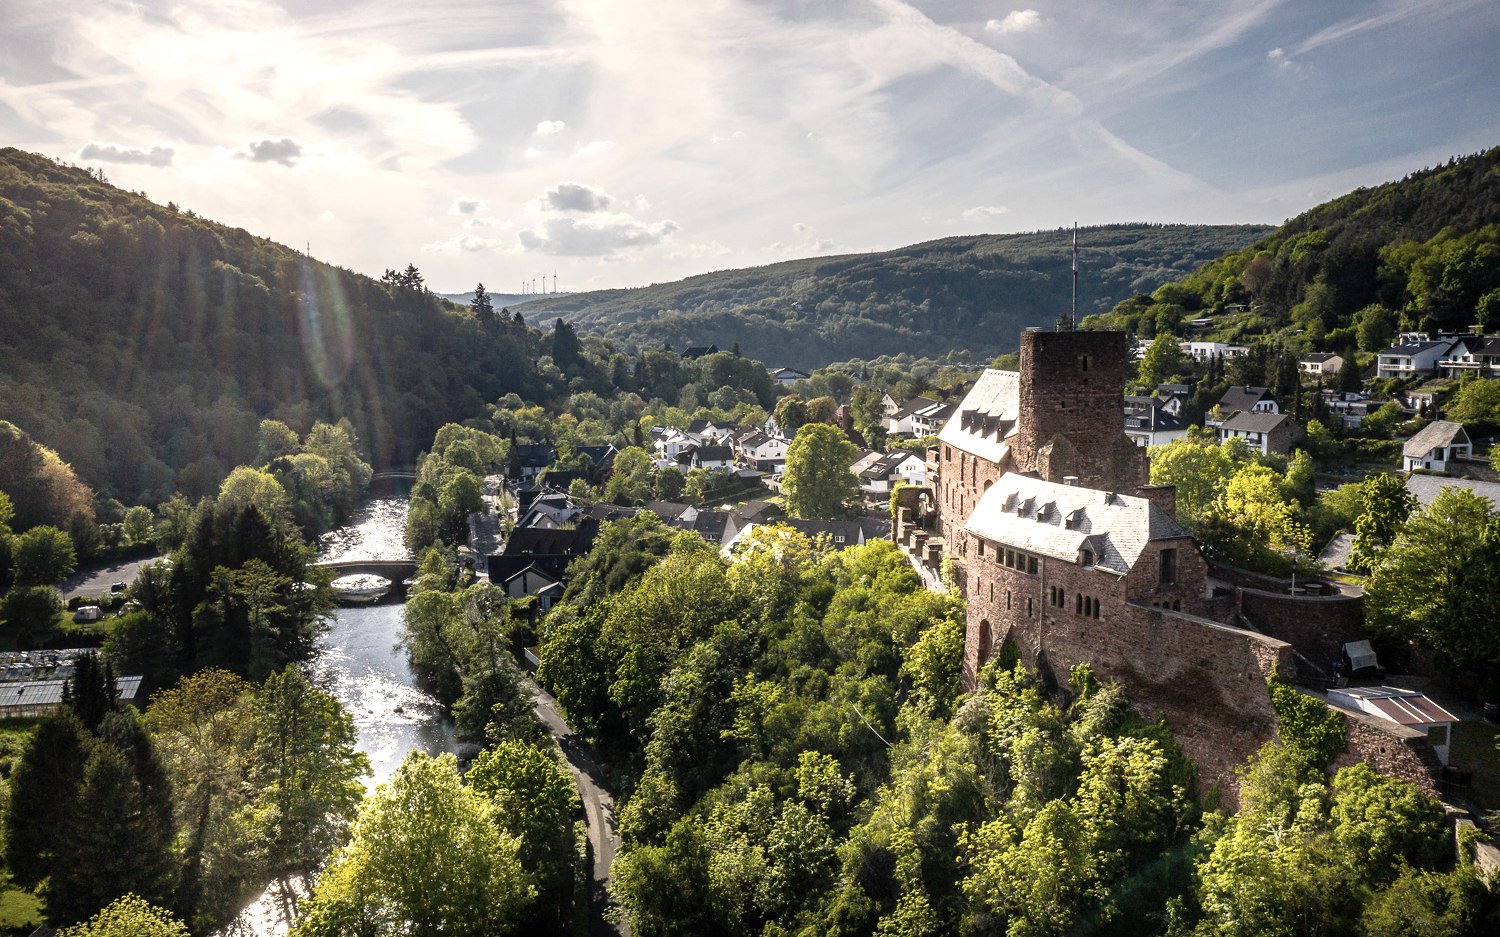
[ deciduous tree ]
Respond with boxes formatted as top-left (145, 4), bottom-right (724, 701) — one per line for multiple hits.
top-left (292, 752), bottom-right (532, 937)
top-left (782, 423), bottom-right (858, 519)
top-left (10, 524), bottom-right (76, 586)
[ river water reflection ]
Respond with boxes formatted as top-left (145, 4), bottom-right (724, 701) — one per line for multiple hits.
top-left (223, 496), bottom-right (456, 936)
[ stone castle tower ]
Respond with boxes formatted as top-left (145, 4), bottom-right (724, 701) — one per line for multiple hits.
top-left (1012, 329), bottom-right (1146, 492)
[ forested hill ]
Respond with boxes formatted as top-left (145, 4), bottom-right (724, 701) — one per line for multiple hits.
top-left (1084, 145), bottom-right (1500, 345)
top-left (512, 224), bottom-right (1272, 367)
top-left (0, 148), bottom-right (542, 507)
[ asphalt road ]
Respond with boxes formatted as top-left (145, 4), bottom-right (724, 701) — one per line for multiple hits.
top-left (61, 555), bottom-right (164, 600)
top-left (525, 678), bottom-right (627, 937)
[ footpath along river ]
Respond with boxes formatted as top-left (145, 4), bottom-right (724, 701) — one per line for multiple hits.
top-left (224, 496), bottom-right (460, 936)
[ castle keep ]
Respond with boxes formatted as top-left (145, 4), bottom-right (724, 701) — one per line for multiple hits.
top-left (897, 328), bottom-right (1440, 797)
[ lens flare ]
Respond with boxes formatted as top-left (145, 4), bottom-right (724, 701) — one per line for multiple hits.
top-left (296, 259), bottom-right (357, 388)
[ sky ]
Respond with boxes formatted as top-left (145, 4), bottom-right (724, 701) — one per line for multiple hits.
top-left (2, 0), bottom-right (1497, 294)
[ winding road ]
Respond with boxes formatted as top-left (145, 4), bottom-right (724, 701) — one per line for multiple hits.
top-left (525, 678), bottom-right (628, 937)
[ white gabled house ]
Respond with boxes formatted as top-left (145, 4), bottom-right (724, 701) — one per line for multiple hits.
top-left (1401, 420), bottom-right (1472, 473)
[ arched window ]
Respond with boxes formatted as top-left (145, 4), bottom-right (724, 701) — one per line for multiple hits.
top-left (978, 619), bottom-right (994, 664)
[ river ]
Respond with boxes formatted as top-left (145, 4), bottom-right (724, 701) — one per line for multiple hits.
top-left (224, 496), bottom-right (459, 936)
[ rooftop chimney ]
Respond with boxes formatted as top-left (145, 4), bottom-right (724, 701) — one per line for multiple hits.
top-left (1063, 475), bottom-right (1079, 487)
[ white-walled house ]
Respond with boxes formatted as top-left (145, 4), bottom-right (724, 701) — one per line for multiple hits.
top-left (1401, 420), bottom-right (1472, 472)
top-left (1183, 341), bottom-right (1249, 363)
top-left (769, 366), bottom-right (811, 387)
top-left (857, 451), bottom-right (927, 494)
top-left (1300, 353), bottom-right (1343, 376)
top-left (1377, 339), bottom-right (1453, 380)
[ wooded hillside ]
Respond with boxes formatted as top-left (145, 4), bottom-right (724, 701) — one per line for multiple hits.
top-left (513, 224), bottom-right (1272, 367)
top-left (1084, 146), bottom-right (1500, 348)
top-left (0, 148), bottom-right (542, 506)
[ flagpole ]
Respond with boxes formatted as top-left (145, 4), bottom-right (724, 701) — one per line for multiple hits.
top-left (1071, 222), bottom-right (1078, 330)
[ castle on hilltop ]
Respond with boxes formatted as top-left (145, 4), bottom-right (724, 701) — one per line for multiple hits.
top-left (894, 328), bottom-right (1442, 798)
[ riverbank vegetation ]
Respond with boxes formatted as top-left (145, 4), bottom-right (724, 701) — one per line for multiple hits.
top-left (2, 663), bottom-right (366, 934)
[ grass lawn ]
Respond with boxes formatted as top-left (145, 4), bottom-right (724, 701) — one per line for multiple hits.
top-left (1450, 719), bottom-right (1500, 811)
top-left (0, 878), bottom-right (42, 935)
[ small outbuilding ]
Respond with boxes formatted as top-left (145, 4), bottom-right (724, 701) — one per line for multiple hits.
top-left (1327, 685), bottom-right (1459, 764)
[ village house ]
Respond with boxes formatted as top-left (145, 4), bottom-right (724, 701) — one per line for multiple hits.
top-left (882, 394), bottom-right (944, 435)
top-left (513, 443), bottom-right (557, 479)
top-left (682, 344), bottom-right (720, 359)
top-left (1401, 420), bottom-right (1472, 472)
top-left (768, 366), bottom-right (810, 387)
top-left (1300, 352), bottom-right (1344, 376)
top-left (732, 429), bottom-right (790, 472)
top-left (1123, 395), bottom-right (1191, 448)
top-left (1217, 410), bottom-right (1303, 456)
top-left (1206, 385), bottom-right (1279, 427)
top-left (1376, 338), bottom-right (1454, 380)
top-left (1437, 335), bottom-right (1500, 379)
top-left (673, 444), bottom-right (736, 471)
top-left (1182, 340), bottom-right (1249, 363)
top-left (856, 451), bottom-right (927, 496)
top-left (1155, 383), bottom-right (1195, 416)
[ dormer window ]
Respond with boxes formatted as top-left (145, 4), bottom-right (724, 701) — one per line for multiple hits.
top-left (1065, 509), bottom-right (1084, 530)
top-left (1080, 547), bottom-right (1095, 567)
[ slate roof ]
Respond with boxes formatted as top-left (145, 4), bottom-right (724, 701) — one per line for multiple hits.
top-left (695, 445), bottom-right (735, 462)
top-left (1123, 396), bottom-right (1189, 434)
top-left (965, 473), bottom-right (1190, 575)
top-left (891, 396), bottom-right (941, 419)
top-left (1404, 473), bottom-right (1500, 510)
top-left (937, 368), bottom-right (1020, 464)
top-left (515, 444), bottom-right (557, 468)
top-left (1381, 340), bottom-right (1451, 357)
top-left (1216, 385), bottom-right (1273, 413)
top-left (683, 344), bottom-right (719, 358)
top-left (644, 501), bottom-right (694, 521)
top-left (1220, 410), bottom-right (1293, 434)
top-left (582, 503), bottom-right (641, 522)
top-left (500, 563), bottom-right (562, 587)
top-left (1402, 420), bottom-right (1469, 458)
top-left (501, 521), bottom-right (599, 557)
top-left (859, 451), bottom-right (923, 480)
top-left (575, 445), bottom-right (618, 466)
top-left (770, 366), bottom-right (810, 380)
top-left (687, 510), bottom-right (731, 543)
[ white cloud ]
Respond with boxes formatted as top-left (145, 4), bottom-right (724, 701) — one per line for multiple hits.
top-left (517, 216), bottom-right (679, 256)
top-left (78, 141), bottom-right (175, 166)
top-left (237, 137), bottom-right (304, 166)
top-left (317, 210), bottom-right (336, 222)
top-left (534, 119), bottom-right (567, 136)
top-left (542, 182), bottom-right (615, 212)
top-left (574, 140), bottom-right (615, 158)
top-left (962, 205), bottom-right (1009, 220)
top-left (986, 11), bottom-right (1041, 34)
top-left (423, 232), bottom-right (507, 254)
top-left (451, 197), bottom-right (484, 215)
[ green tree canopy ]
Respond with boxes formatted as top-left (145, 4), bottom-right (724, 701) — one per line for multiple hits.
top-left (57, 895), bottom-right (189, 937)
top-left (782, 423), bottom-right (859, 519)
top-left (10, 524), bottom-right (76, 586)
top-left (1365, 487), bottom-right (1500, 684)
top-left (292, 752), bottom-right (533, 937)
